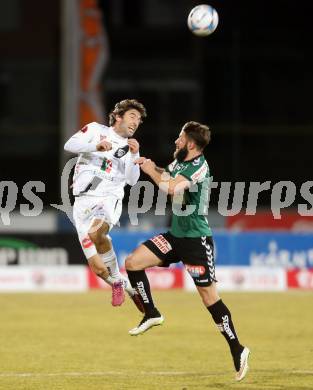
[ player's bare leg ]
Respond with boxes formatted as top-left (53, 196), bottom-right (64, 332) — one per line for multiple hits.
top-left (88, 219), bottom-right (143, 310)
top-left (197, 283), bottom-right (250, 381)
top-left (99, 233), bottom-right (145, 312)
top-left (125, 245), bottom-right (164, 335)
top-left (88, 219), bottom-right (125, 306)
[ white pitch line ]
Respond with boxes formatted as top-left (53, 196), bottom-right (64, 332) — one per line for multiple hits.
top-left (0, 371), bottom-right (217, 378)
top-left (0, 370), bottom-right (312, 378)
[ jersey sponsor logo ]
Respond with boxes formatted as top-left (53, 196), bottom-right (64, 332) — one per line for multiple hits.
top-left (82, 237), bottom-right (93, 248)
top-left (101, 157), bottom-right (112, 173)
top-left (173, 162), bottom-right (185, 172)
top-left (185, 264), bottom-right (206, 277)
top-left (80, 176), bottom-right (102, 195)
top-left (150, 235), bottom-right (172, 254)
top-left (191, 164), bottom-right (208, 183)
top-left (81, 125), bottom-right (88, 133)
top-left (114, 145), bottom-right (129, 158)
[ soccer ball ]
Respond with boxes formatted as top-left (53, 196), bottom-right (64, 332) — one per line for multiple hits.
top-left (187, 4), bottom-right (219, 37)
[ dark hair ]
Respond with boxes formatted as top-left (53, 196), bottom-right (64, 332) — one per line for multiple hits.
top-left (182, 121), bottom-right (211, 150)
top-left (109, 99), bottom-right (147, 126)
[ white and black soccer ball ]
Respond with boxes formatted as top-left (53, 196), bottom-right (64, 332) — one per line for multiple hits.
top-left (187, 4), bottom-right (219, 37)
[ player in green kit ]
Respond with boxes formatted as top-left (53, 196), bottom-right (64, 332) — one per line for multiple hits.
top-left (125, 121), bottom-right (250, 381)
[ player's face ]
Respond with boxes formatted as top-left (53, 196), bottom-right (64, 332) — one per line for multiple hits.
top-left (115, 109), bottom-right (141, 137)
top-left (174, 131), bottom-right (188, 162)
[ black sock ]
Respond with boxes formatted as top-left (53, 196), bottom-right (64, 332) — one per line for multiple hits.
top-left (127, 270), bottom-right (157, 315)
top-left (207, 299), bottom-right (243, 358)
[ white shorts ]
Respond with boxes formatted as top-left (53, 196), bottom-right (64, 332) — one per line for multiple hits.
top-left (73, 195), bottom-right (122, 259)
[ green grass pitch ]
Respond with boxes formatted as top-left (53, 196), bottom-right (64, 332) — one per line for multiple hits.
top-left (0, 290), bottom-right (312, 390)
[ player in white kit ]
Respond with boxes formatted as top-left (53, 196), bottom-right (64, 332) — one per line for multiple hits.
top-left (64, 99), bottom-right (146, 310)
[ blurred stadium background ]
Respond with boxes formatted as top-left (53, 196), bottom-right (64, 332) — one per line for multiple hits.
top-left (1, 1), bottom-right (313, 389)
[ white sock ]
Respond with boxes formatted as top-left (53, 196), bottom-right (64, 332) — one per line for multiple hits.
top-left (100, 249), bottom-right (134, 294)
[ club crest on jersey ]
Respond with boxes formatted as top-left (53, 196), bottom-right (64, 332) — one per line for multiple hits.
top-left (192, 158), bottom-right (201, 166)
top-left (185, 264), bottom-right (206, 277)
top-left (114, 145), bottom-right (129, 158)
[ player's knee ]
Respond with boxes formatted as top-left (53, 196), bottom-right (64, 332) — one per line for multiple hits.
top-left (201, 294), bottom-right (212, 307)
top-left (89, 260), bottom-right (108, 279)
top-left (89, 234), bottom-right (111, 255)
top-left (197, 285), bottom-right (219, 307)
top-left (93, 266), bottom-right (104, 277)
top-left (88, 229), bottom-right (99, 243)
top-left (88, 221), bottom-right (109, 242)
top-left (125, 255), bottom-right (133, 270)
top-left (125, 254), bottom-right (138, 271)
top-left (88, 230), bottom-right (107, 248)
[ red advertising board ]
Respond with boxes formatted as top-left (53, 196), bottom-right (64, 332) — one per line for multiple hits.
top-left (287, 269), bottom-right (313, 289)
top-left (88, 268), bottom-right (184, 290)
top-left (227, 212), bottom-right (313, 231)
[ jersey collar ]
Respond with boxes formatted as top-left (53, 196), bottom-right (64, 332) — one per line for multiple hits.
top-left (183, 154), bottom-right (203, 163)
top-left (109, 126), bottom-right (126, 141)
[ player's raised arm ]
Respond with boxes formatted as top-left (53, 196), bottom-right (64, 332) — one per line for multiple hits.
top-left (125, 138), bottom-right (140, 186)
top-left (138, 158), bottom-right (191, 195)
top-left (64, 122), bottom-right (106, 154)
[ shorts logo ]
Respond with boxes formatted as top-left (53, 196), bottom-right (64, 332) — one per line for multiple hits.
top-left (196, 279), bottom-right (208, 283)
top-left (94, 205), bottom-right (106, 218)
top-left (82, 237), bottom-right (93, 248)
top-left (185, 264), bottom-right (206, 277)
top-left (150, 235), bottom-right (172, 254)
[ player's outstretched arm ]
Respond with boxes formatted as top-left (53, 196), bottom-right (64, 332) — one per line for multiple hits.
top-left (64, 123), bottom-right (100, 154)
top-left (125, 138), bottom-right (140, 186)
top-left (136, 159), bottom-right (190, 195)
top-left (134, 158), bottom-right (163, 173)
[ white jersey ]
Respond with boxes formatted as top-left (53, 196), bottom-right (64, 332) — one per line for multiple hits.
top-left (64, 122), bottom-right (140, 199)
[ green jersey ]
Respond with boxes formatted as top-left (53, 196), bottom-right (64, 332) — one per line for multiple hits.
top-left (167, 154), bottom-right (212, 238)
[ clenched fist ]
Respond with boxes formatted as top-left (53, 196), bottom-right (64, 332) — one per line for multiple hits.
top-left (96, 140), bottom-right (112, 151)
top-left (128, 138), bottom-right (140, 154)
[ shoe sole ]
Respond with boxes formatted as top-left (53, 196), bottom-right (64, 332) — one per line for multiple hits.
top-left (129, 317), bottom-right (164, 336)
top-left (235, 347), bottom-right (250, 381)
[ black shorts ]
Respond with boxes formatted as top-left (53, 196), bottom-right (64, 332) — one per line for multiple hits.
top-left (143, 231), bottom-right (217, 287)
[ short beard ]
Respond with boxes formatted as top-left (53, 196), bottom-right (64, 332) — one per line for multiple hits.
top-left (174, 147), bottom-right (188, 162)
